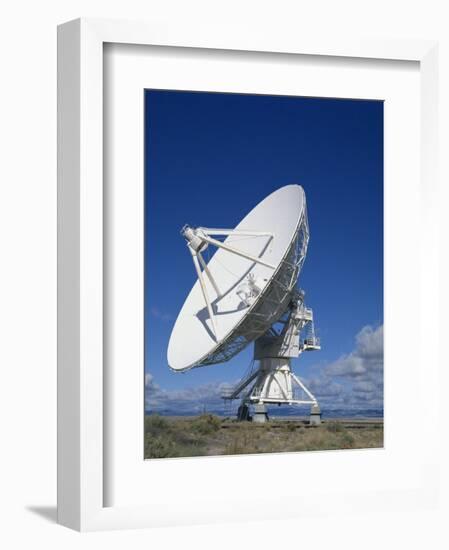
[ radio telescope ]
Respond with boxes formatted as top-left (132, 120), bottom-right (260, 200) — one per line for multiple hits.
top-left (167, 185), bottom-right (321, 423)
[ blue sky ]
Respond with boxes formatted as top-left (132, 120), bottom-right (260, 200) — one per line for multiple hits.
top-left (144, 90), bottom-right (383, 414)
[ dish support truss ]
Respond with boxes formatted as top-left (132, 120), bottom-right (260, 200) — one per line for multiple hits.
top-left (221, 290), bottom-right (321, 422)
top-left (181, 205), bottom-right (310, 368)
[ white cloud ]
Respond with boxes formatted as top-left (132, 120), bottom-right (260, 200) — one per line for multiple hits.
top-left (310, 324), bottom-right (383, 408)
top-left (145, 375), bottom-right (236, 414)
top-left (145, 324), bottom-right (383, 414)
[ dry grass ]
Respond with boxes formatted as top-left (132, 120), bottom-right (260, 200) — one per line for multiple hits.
top-left (144, 414), bottom-right (383, 459)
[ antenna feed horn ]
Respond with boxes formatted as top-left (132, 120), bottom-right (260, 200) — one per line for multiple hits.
top-left (181, 225), bottom-right (208, 253)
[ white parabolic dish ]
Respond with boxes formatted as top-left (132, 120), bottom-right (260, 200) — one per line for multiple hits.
top-left (167, 185), bottom-right (309, 371)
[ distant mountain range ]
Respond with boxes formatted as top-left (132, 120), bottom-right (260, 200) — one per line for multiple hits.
top-left (145, 405), bottom-right (384, 419)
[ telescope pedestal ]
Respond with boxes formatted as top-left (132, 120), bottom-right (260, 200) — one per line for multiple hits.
top-left (222, 294), bottom-right (322, 422)
top-left (252, 403), bottom-right (269, 423)
top-left (244, 358), bottom-right (318, 417)
top-left (309, 403), bottom-right (321, 425)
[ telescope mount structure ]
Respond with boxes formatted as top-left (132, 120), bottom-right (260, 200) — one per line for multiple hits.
top-left (222, 289), bottom-right (321, 423)
top-left (167, 185), bottom-right (322, 424)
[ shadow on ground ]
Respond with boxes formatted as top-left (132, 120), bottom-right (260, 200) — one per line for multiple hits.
top-left (26, 506), bottom-right (57, 523)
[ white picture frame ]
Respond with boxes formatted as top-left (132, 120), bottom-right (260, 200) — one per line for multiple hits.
top-left (57, 17), bottom-right (440, 531)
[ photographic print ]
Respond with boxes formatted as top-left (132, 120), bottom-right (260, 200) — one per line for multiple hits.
top-left (144, 90), bottom-right (383, 459)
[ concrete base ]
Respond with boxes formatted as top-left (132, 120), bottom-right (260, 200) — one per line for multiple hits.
top-left (309, 403), bottom-right (321, 425)
top-left (252, 403), bottom-right (269, 423)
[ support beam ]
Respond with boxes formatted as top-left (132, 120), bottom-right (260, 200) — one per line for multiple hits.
top-left (200, 234), bottom-right (276, 270)
top-left (199, 227), bottom-right (274, 238)
top-left (290, 372), bottom-right (317, 404)
top-left (273, 375), bottom-right (289, 400)
top-left (223, 369), bottom-right (259, 400)
top-left (251, 398), bottom-right (314, 405)
top-left (198, 251), bottom-right (221, 298)
top-left (259, 374), bottom-right (271, 400)
top-left (189, 246), bottom-right (218, 340)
